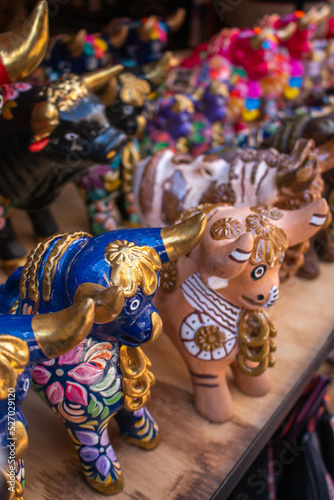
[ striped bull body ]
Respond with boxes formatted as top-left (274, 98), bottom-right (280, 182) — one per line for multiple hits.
top-left (155, 200), bottom-right (328, 422)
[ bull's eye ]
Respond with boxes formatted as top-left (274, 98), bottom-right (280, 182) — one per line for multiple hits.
top-left (123, 105), bottom-right (134, 116)
top-left (279, 252), bottom-right (284, 265)
top-left (65, 132), bottom-right (79, 141)
top-left (251, 265), bottom-right (267, 281)
top-left (130, 299), bottom-right (140, 311)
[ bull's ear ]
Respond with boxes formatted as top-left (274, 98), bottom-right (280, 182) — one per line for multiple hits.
top-left (65, 29), bottom-right (87, 58)
top-left (82, 65), bottom-right (123, 106)
top-left (167, 8), bottom-right (186, 31)
top-left (143, 51), bottom-right (173, 87)
top-left (276, 198), bottom-right (329, 247)
top-left (201, 232), bottom-right (254, 284)
top-left (31, 101), bottom-right (59, 141)
top-left (73, 283), bottom-right (124, 324)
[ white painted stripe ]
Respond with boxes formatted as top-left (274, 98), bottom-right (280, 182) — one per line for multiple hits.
top-left (230, 249), bottom-right (251, 263)
top-left (309, 214), bottom-right (326, 226)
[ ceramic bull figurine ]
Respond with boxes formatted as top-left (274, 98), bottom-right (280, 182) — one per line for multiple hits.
top-left (0, 300), bottom-right (95, 499)
top-left (0, 65), bottom-right (127, 272)
top-left (0, 214), bottom-right (205, 495)
top-left (44, 8), bottom-right (185, 74)
top-left (155, 199), bottom-right (328, 422)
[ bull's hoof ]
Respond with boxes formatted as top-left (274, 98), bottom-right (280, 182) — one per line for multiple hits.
top-left (86, 473), bottom-right (124, 496)
top-left (1, 257), bottom-right (27, 274)
top-left (122, 432), bottom-right (161, 450)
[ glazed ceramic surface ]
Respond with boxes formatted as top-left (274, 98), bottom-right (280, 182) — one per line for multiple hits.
top-left (155, 200), bottom-right (328, 423)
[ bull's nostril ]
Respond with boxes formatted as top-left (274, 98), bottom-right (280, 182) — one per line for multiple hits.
top-left (257, 294), bottom-right (265, 301)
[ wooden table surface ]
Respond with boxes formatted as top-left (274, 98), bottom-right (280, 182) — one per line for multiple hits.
top-left (2, 185), bottom-right (334, 500)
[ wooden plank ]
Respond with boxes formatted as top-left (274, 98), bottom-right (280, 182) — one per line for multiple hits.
top-left (1, 184), bottom-right (334, 500)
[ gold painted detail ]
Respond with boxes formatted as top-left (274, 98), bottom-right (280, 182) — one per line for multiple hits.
top-left (237, 309), bottom-right (276, 376)
top-left (122, 141), bottom-right (141, 193)
top-left (86, 473), bottom-right (124, 496)
top-left (1, 466), bottom-right (24, 500)
top-left (119, 73), bottom-right (151, 107)
top-left (40, 75), bottom-right (90, 112)
top-left (161, 212), bottom-right (207, 261)
top-left (105, 240), bottom-right (161, 297)
top-left (250, 206), bottom-right (283, 220)
top-left (194, 325), bottom-right (226, 352)
top-left (20, 232), bottom-right (91, 311)
top-left (170, 94), bottom-right (195, 114)
top-left (246, 213), bottom-right (288, 267)
top-left (8, 300), bottom-right (19, 315)
top-left (0, 336), bottom-right (30, 400)
top-left (160, 261), bottom-right (178, 294)
top-left (210, 217), bottom-right (243, 240)
top-left (119, 345), bottom-right (155, 412)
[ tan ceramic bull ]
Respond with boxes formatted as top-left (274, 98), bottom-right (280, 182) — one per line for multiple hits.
top-left (155, 199), bottom-right (328, 422)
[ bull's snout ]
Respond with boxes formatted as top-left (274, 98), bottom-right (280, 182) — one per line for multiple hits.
top-left (143, 312), bottom-right (163, 346)
top-left (93, 127), bottom-right (127, 163)
top-left (264, 286), bottom-right (279, 308)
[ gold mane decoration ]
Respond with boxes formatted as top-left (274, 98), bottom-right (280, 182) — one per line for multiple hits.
top-left (40, 74), bottom-right (90, 112)
top-left (20, 232), bottom-right (92, 312)
top-left (105, 240), bottom-right (162, 297)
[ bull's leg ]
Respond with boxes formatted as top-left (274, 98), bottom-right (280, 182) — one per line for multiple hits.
top-left (231, 361), bottom-right (270, 397)
top-left (114, 406), bottom-right (160, 450)
top-left (0, 218), bottom-right (26, 273)
top-left (63, 412), bottom-right (124, 496)
top-left (27, 208), bottom-right (58, 239)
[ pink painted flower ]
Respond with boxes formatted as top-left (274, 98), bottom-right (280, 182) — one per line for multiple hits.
top-left (31, 365), bottom-right (52, 385)
top-left (65, 381), bottom-right (88, 406)
top-left (13, 82), bottom-right (31, 91)
top-left (59, 343), bottom-right (84, 365)
top-left (4, 86), bottom-right (19, 100)
top-left (68, 363), bottom-right (103, 385)
top-left (46, 382), bottom-right (64, 405)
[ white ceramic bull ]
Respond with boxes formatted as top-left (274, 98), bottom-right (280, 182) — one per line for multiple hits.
top-left (155, 199), bottom-right (328, 422)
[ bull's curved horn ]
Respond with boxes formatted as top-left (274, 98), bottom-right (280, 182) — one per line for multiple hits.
top-left (82, 65), bottom-right (123, 106)
top-left (66, 29), bottom-right (87, 58)
top-left (31, 101), bottom-right (59, 141)
top-left (275, 22), bottom-right (297, 41)
top-left (314, 5), bottom-right (331, 24)
top-left (138, 15), bottom-right (158, 42)
top-left (0, 0), bottom-right (48, 83)
top-left (73, 283), bottom-right (124, 324)
top-left (109, 23), bottom-right (129, 48)
top-left (276, 138), bottom-right (318, 192)
top-left (82, 65), bottom-right (124, 92)
top-left (32, 298), bottom-right (95, 358)
top-left (143, 51), bottom-right (172, 86)
top-left (167, 8), bottom-right (186, 31)
top-left (316, 136), bottom-right (334, 173)
top-left (298, 7), bottom-right (321, 28)
top-left (161, 212), bottom-right (207, 261)
top-left (249, 29), bottom-right (269, 50)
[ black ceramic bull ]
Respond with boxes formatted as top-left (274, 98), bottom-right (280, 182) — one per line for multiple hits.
top-left (0, 66), bottom-right (127, 271)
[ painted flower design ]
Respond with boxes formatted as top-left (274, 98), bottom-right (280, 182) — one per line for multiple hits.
top-left (246, 213), bottom-right (288, 267)
top-left (250, 205), bottom-right (283, 220)
top-left (76, 428), bottom-right (118, 478)
top-left (160, 261), bottom-right (178, 293)
top-left (194, 325), bottom-right (226, 352)
top-left (210, 217), bottom-right (243, 240)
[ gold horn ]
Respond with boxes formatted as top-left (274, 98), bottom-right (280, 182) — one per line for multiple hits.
top-left (161, 212), bottom-right (207, 261)
top-left (32, 298), bottom-right (95, 359)
top-left (276, 22), bottom-right (297, 41)
top-left (73, 283), bottom-right (124, 324)
top-left (167, 8), bottom-right (186, 31)
top-left (0, 0), bottom-right (49, 82)
top-left (143, 51), bottom-right (173, 86)
top-left (82, 65), bottom-right (124, 92)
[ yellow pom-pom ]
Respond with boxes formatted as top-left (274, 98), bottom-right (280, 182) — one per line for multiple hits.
top-left (283, 86), bottom-right (300, 100)
top-left (95, 38), bottom-right (108, 52)
top-left (242, 108), bottom-right (260, 121)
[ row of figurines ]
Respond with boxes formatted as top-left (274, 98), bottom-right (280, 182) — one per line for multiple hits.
top-left (0, 2), bottom-right (334, 282)
top-left (0, 2), bottom-right (333, 497)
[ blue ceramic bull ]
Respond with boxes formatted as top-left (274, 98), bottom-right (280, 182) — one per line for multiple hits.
top-left (0, 300), bottom-right (95, 499)
top-left (0, 214), bottom-right (206, 495)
